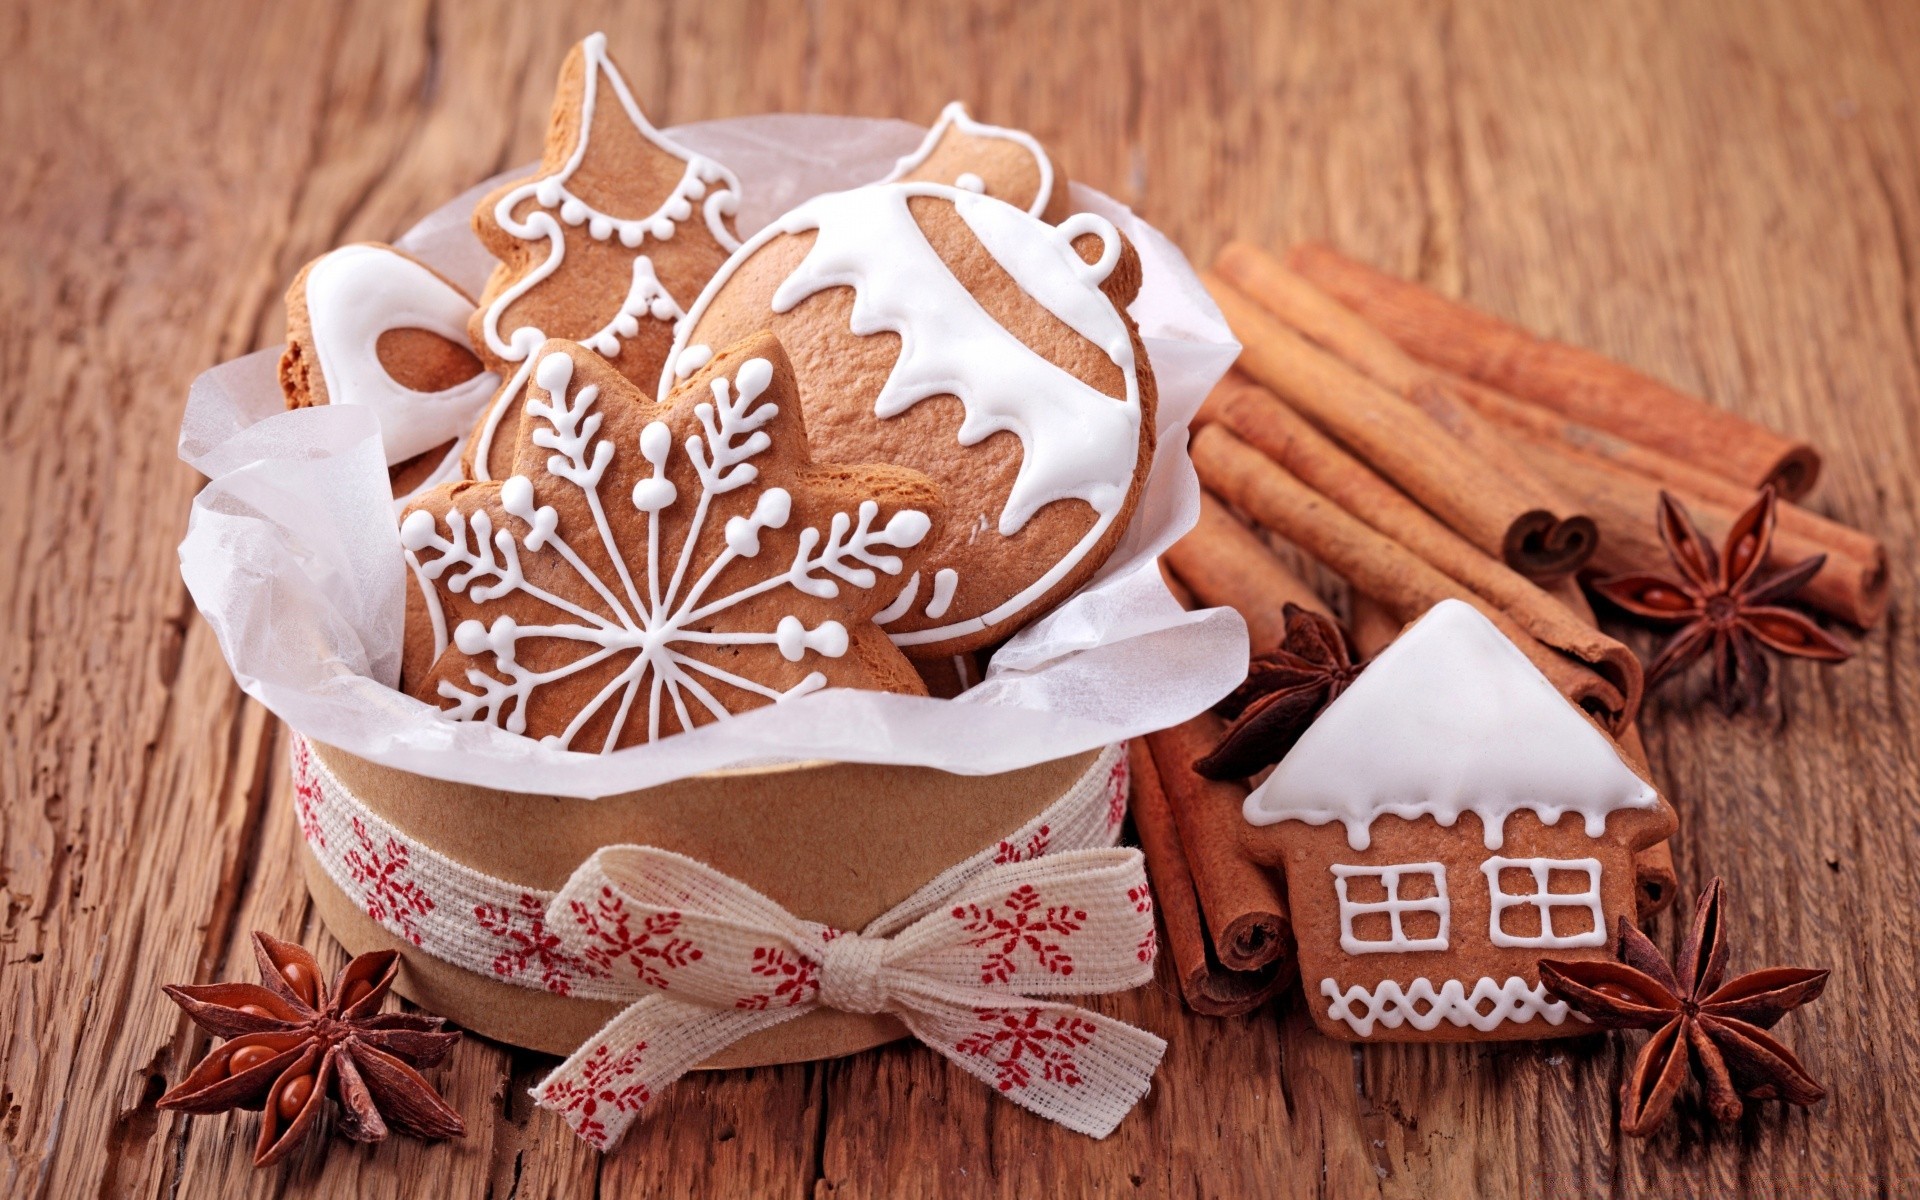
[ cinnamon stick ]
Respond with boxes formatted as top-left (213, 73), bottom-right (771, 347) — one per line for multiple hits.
top-left (1203, 375), bottom-right (1643, 721)
top-left (1451, 376), bottom-right (1887, 625)
top-left (1165, 491), bottom-right (1332, 649)
top-left (1203, 271), bottom-right (1589, 581)
top-left (1143, 715), bottom-right (1291, 974)
top-left (1191, 422), bottom-right (1630, 731)
top-left (1347, 594), bottom-right (1403, 659)
top-left (1285, 242), bottom-right (1822, 499)
top-left (1213, 242), bottom-right (1598, 578)
top-left (1510, 433), bottom-right (1887, 627)
top-left (1127, 741), bottom-right (1288, 1016)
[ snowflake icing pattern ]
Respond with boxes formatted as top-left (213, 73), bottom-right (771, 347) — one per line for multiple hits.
top-left (402, 344), bottom-right (932, 750)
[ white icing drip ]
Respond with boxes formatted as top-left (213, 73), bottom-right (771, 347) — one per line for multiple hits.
top-left (925, 568), bottom-right (959, 619)
top-left (1481, 857), bottom-right (1607, 949)
top-left (303, 245), bottom-right (498, 464)
top-left (1242, 600), bottom-right (1661, 850)
top-left (1330, 863), bottom-right (1449, 955)
top-left (403, 352), bottom-right (929, 750)
top-left (665, 182), bottom-right (1142, 648)
top-left (880, 100), bottom-right (1057, 219)
top-left (472, 32), bottom-right (741, 481)
top-left (874, 571), bottom-right (920, 625)
top-left (1319, 976), bottom-right (1579, 1038)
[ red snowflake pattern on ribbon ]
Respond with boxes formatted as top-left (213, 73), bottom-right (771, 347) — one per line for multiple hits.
top-left (344, 817), bottom-right (434, 946)
top-left (953, 884), bottom-right (1086, 985)
top-left (954, 1007), bottom-right (1095, 1093)
top-left (1105, 749), bottom-right (1130, 832)
top-left (539, 1041), bottom-right (652, 1150)
top-left (993, 824), bottom-right (1051, 865)
top-left (475, 892), bottom-right (600, 996)
top-left (1129, 883), bottom-right (1156, 963)
top-left (290, 737), bottom-right (325, 849)
top-left (735, 946), bottom-right (821, 1010)
top-left (571, 888), bottom-right (703, 990)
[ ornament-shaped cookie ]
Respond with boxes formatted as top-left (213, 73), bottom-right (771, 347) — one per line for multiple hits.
top-left (665, 183), bottom-right (1156, 657)
top-left (881, 101), bottom-right (1070, 224)
top-left (466, 32), bottom-right (743, 482)
top-left (400, 333), bottom-right (942, 750)
top-left (280, 243), bottom-right (497, 498)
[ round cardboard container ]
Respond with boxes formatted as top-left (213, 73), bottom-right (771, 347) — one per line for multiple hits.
top-left (302, 741), bottom-right (1106, 1067)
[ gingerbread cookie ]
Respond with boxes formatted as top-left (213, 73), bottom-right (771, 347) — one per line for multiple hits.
top-left (663, 182), bottom-right (1156, 657)
top-left (1240, 600), bottom-right (1676, 1043)
top-left (880, 102), bottom-right (1070, 223)
top-left (465, 32), bottom-right (742, 483)
top-left (280, 242), bottom-right (497, 497)
top-left (399, 333), bottom-right (943, 749)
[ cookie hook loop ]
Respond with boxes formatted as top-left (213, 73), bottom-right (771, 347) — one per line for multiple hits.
top-left (1055, 212), bottom-right (1122, 286)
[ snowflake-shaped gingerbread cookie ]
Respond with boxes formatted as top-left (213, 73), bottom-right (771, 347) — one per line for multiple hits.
top-left (400, 333), bottom-right (942, 750)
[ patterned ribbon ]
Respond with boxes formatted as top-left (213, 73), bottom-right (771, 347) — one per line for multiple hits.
top-left (291, 737), bottom-right (1162, 1147)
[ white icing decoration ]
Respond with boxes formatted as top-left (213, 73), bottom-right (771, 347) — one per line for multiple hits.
top-left (1319, 976), bottom-right (1580, 1038)
top-left (1481, 857), bottom-right (1607, 949)
top-left (402, 351), bottom-right (929, 750)
top-left (873, 571), bottom-right (920, 625)
top-left (303, 244), bottom-right (499, 464)
top-left (1330, 863), bottom-right (1449, 955)
top-left (924, 568), bottom-right (959, 619)
top-left (950, 653), bottom-right (973, 691)
top-left (880, 100), bottom-right (1057, 219)
top-left (668, 182), bottom-right (1141, 647)
top-left (472, 32), bottom-right (742, 480)
top-left (1242, 600), bottom-right (1661, 850)
top-left (672, 343), bottom-right (714, 380)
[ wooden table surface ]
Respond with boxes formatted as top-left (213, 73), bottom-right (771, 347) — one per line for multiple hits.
top-left (6, 0), bottom-right (1918, 1195)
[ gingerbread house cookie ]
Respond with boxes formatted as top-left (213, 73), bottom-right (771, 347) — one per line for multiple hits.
top-left (400, 333), bottom-right (943, 749)
top-left (465, 32), bottom-right (743, 482)
top-left (1241, 599), bottom-right (1676, 1042)
top-left (664, 182), bottom-right (1155, 657)
top-left (280, 243), bottom-right (497, 498)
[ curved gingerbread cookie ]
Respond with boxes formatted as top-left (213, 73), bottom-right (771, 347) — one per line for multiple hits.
top-left (881, 101), bottom-right (1069, 224)
top-left (280, 243), bottom-right (497, 498)
top-left (663, 182), bottom-right (1155, 657)
top-left (465, 32), bottom-right (743, 483)
top-left (400, 333), bottom-right (942, 750)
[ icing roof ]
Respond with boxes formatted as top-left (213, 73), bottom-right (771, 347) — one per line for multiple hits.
top-left (1242, 600), bottom-right (1660, 850)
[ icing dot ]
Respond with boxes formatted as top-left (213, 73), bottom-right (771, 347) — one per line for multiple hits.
top-left (885, 509), bottom-right (932, 547)
top-left (454, 619), bottom-right (489, 655)
top-left (955, 172), bottom-right (986, 193)
top-left (535, 351), bottom-right (575, 394)
top-left (736, 357), bottom-right (774, 399)
top-left (639, 421), bottom-right (673, 464)
top-left (399, 509), bottom-right (437, 549)
top-left (632, 477), bottom-right (676, 512)
top-left (775, 615), bottom-right (806, 661)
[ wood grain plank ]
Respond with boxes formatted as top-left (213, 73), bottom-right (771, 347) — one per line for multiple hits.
top-left (3, 0), bottom-right (1919, 1195)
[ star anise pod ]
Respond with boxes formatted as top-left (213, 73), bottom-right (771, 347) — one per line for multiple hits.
top-left (1592, 487), bottom-right (1850, 714)
top-left (157, 932), bottom-right (464, 1166)
top-left (1538, 878), bottom-right (1828, 1136)
top-left (1193, 603), bottom-right (1363, 780)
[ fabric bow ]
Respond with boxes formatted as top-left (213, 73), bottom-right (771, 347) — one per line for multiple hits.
top-left (532, 845), bottom-right (1165, 1149)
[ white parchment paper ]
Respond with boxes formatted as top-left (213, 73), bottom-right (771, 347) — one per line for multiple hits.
top-left (178, 114), bottom-right (1246, 798)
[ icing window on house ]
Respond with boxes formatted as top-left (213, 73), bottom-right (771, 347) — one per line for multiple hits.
top-left (1481, 857), bottom-right (1607, 949)
top-left (1330, 863), bottom-right (1450, 954)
